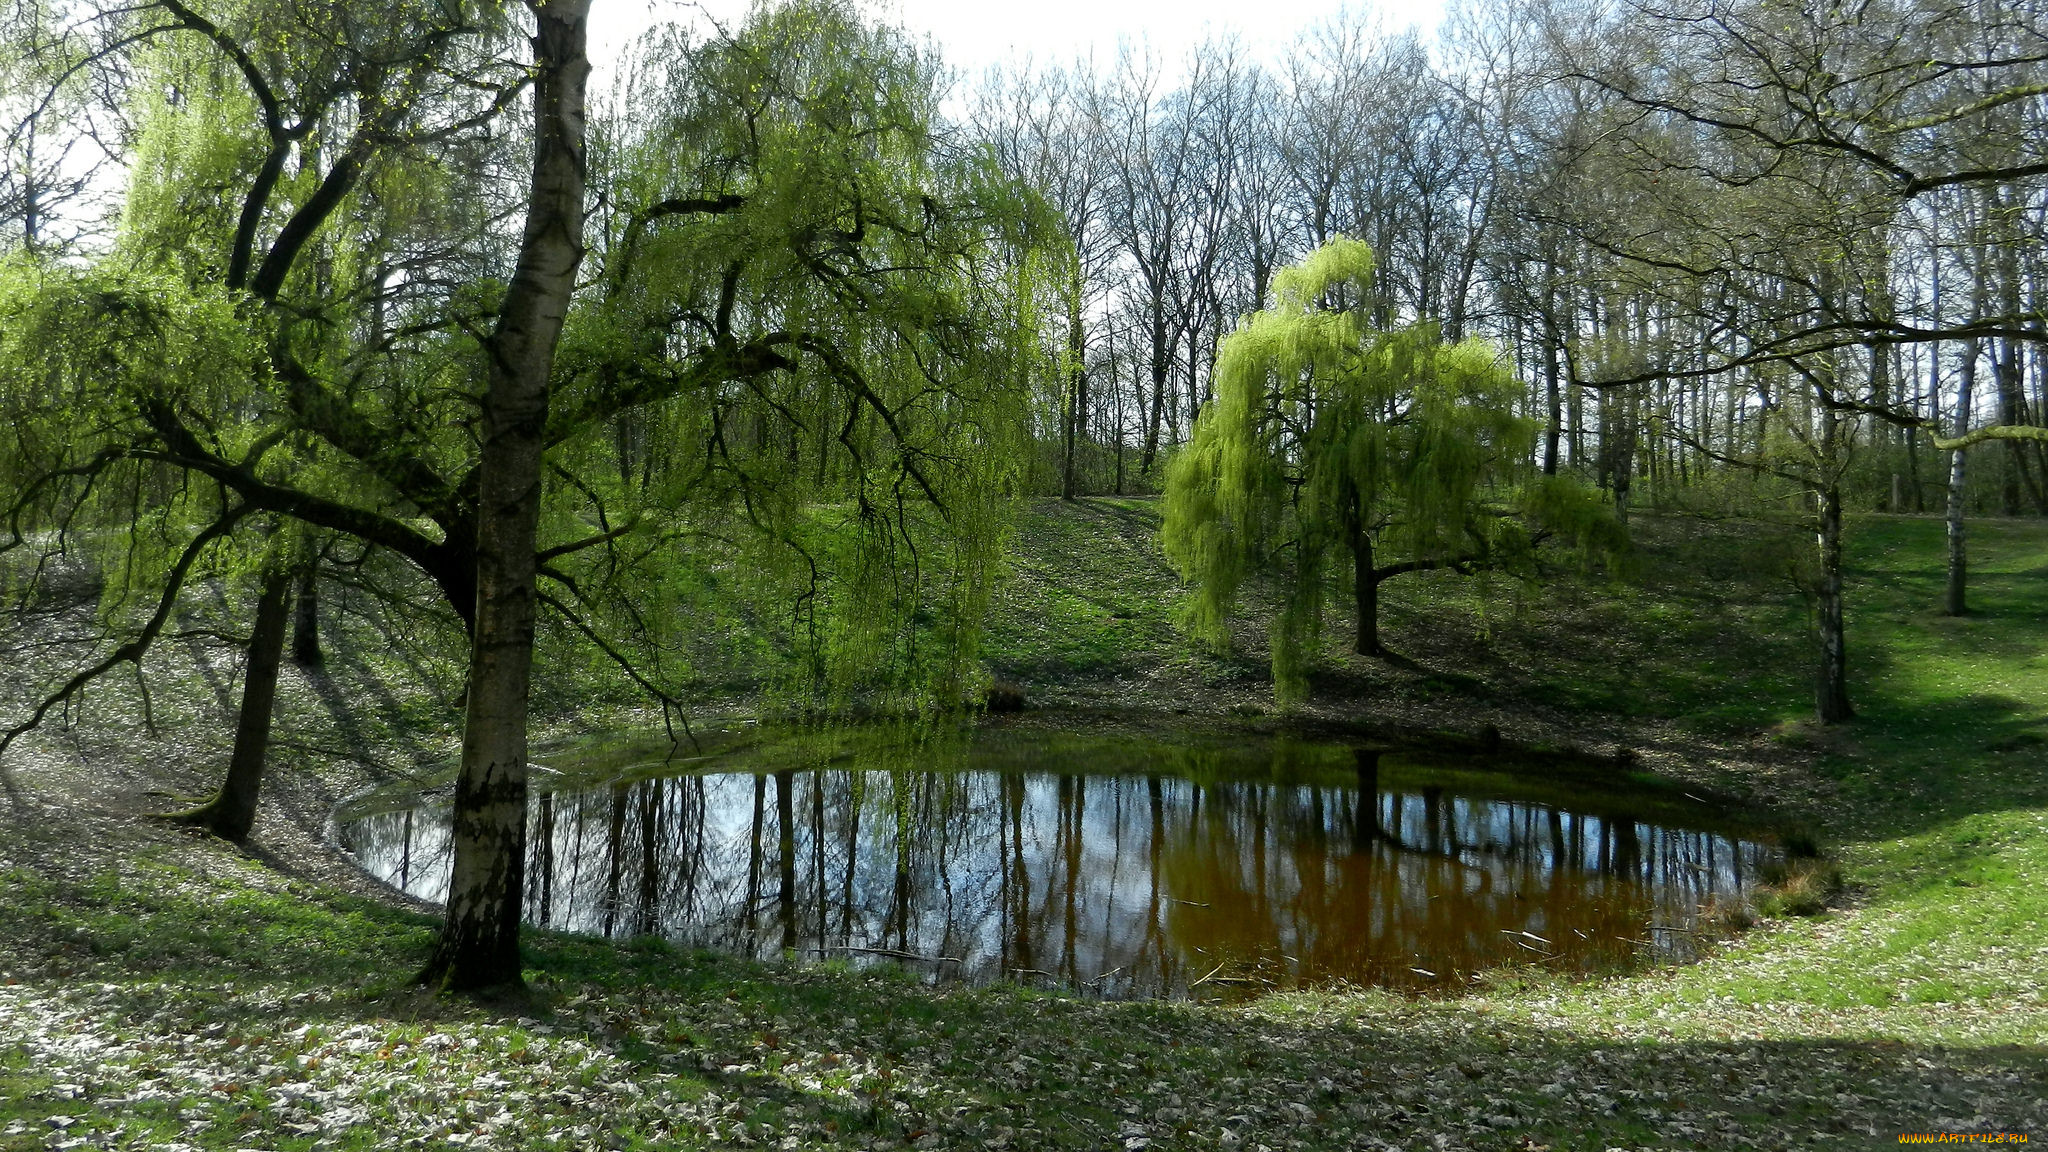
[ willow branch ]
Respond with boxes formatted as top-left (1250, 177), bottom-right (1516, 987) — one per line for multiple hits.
top-left (0, 501), bottom-right (252, 761)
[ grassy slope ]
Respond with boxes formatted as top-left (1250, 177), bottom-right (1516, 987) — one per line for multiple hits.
top-left (1, 502), bottom-right (2044, 1150)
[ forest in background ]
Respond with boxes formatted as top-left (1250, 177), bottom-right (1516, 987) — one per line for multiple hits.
top-left (969, 0), bottom-right (2048, 518)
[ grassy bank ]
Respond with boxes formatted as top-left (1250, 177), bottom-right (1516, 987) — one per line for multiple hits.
top-left (1, 502), bottom-right (2044, 1150)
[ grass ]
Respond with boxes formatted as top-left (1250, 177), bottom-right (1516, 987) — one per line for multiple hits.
top-left (1, 501), bottom-right (2046, 1148)
top-left (5, 841), bottom-right (2042, 1150)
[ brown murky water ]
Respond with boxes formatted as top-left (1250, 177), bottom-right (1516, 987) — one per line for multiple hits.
top-left (337, 728), bottom-right (1779, 998)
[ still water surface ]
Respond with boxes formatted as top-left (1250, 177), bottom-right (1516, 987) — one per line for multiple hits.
top-left (338, 728), bottom-right (1778, 998)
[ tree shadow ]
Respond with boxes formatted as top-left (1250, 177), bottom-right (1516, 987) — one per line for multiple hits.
top-left (15, 879), bottom-right (2045, 1151)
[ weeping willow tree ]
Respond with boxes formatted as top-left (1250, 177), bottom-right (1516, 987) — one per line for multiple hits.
top-left (541, 0), bottom-right (1059, 716)
top-left (0, 0), bottom-right (527, 837)
top-left (6, 0), bottom-right (1053, 722)
top-left (2, 0), bottom-right (1053, 987)
top-left (0, 258), bottom-right (270, 760)
top-left (1164, 238), bottom-right (1621, 702)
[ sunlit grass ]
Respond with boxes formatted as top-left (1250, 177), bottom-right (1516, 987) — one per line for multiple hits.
top-left (3, 504), bottom-right (2045, 1148)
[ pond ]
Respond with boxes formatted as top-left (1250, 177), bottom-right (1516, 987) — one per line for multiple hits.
top-left (336, 726), bottom-right (1782, 999)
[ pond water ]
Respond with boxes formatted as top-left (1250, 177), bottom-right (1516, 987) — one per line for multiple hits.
top-left (337, 727), bottom-right (1780, 999)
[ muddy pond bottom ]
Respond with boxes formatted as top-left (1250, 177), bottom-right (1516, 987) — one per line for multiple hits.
top-left (338, 728), bottom-right (1781, 998)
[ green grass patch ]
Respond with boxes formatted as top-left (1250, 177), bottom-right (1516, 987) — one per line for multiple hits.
top-left (3, 504), bottom-right (2047, 1149)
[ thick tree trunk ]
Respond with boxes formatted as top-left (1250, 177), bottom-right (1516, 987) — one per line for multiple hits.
top-left (1352, 749), bottom-right (1382, 848)
top-left (422, 0), bottom-right (590, 993)
top-left (1946, 339), bottom-right (1979, 616)
top-left (178, 568), bottom-right (292, 840)
top-left (1814, 482), bottom-right (1853, 724)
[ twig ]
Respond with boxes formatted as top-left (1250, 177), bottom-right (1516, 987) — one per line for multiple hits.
top-left (812, 945), bottom-right (960, 964)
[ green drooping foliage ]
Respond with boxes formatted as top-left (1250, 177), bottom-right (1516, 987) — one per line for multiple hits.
top-left (1164, 238), bottom-right (1623, 702)
top-left (0, 256), bottom-right (273, 618)
top-left (542, 0), bottom-right (1060, 713)
top-left (0, 0), bottom-right (512, 725)
top-left (1, 0), bottom-right (1056, 730)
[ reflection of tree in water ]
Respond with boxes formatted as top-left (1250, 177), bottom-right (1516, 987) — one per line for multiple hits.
top-left (341, 738), bottom-right (1771, 996)
top-left (1159, 750), bottom-right (1705, 987)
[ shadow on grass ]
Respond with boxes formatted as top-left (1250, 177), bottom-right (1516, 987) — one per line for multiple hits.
top-left (7, 852), bottom-right (2044, 1151)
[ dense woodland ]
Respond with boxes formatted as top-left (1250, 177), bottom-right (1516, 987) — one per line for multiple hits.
top-left (976, 0), bottom-right (2048, 514)
top-left (1, 0), bottom-right (2044, 994)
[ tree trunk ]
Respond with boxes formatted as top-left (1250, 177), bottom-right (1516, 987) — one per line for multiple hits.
top-left (1352, 529), bottom-right (1380, 658)
top-left (290, 553), bottom-right (322, 666)
top-left (1997, 241), bottom-right (2030, 515)
top-left (1814, 481), bottom-right (1853, 724)
top-left (1061, 284), bottom-right (1086, 500)
top-left (636, 779), bottom-right (661, 936)
top-left (1997, 341), bottom-right (2027, 516)
top-left (178, 568), bottom-right (292, 840)
top-left (1906, 424), bottom-right (1924, 513)
top-left (601, 782), bottom-right (627, 938)
top-left (1139, 301), bottom-right (1169, 475)
top-left (1946, 339), bottom-right (1978, 616)
top-left (1542, 272), bottom-right (1561, 476)
top-left (1352, 749), bottom-right (1382, 847)
top-left (421, 0), bottom-right (590, 993)
top-left (1611, 387), bottom-right (1635, 526)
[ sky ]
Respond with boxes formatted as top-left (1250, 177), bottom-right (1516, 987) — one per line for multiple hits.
top-left (590, 0), bottom-right (1448, 83)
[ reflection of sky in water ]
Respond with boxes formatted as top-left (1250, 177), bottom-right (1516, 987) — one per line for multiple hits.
top-left (340, 744), bottom-right (1776, 999)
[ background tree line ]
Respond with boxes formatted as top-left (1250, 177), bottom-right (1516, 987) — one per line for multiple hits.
top-left (970, 0), bottom-right (2048, 519)
top-left (971, 0), bottom-right (2045, 723)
